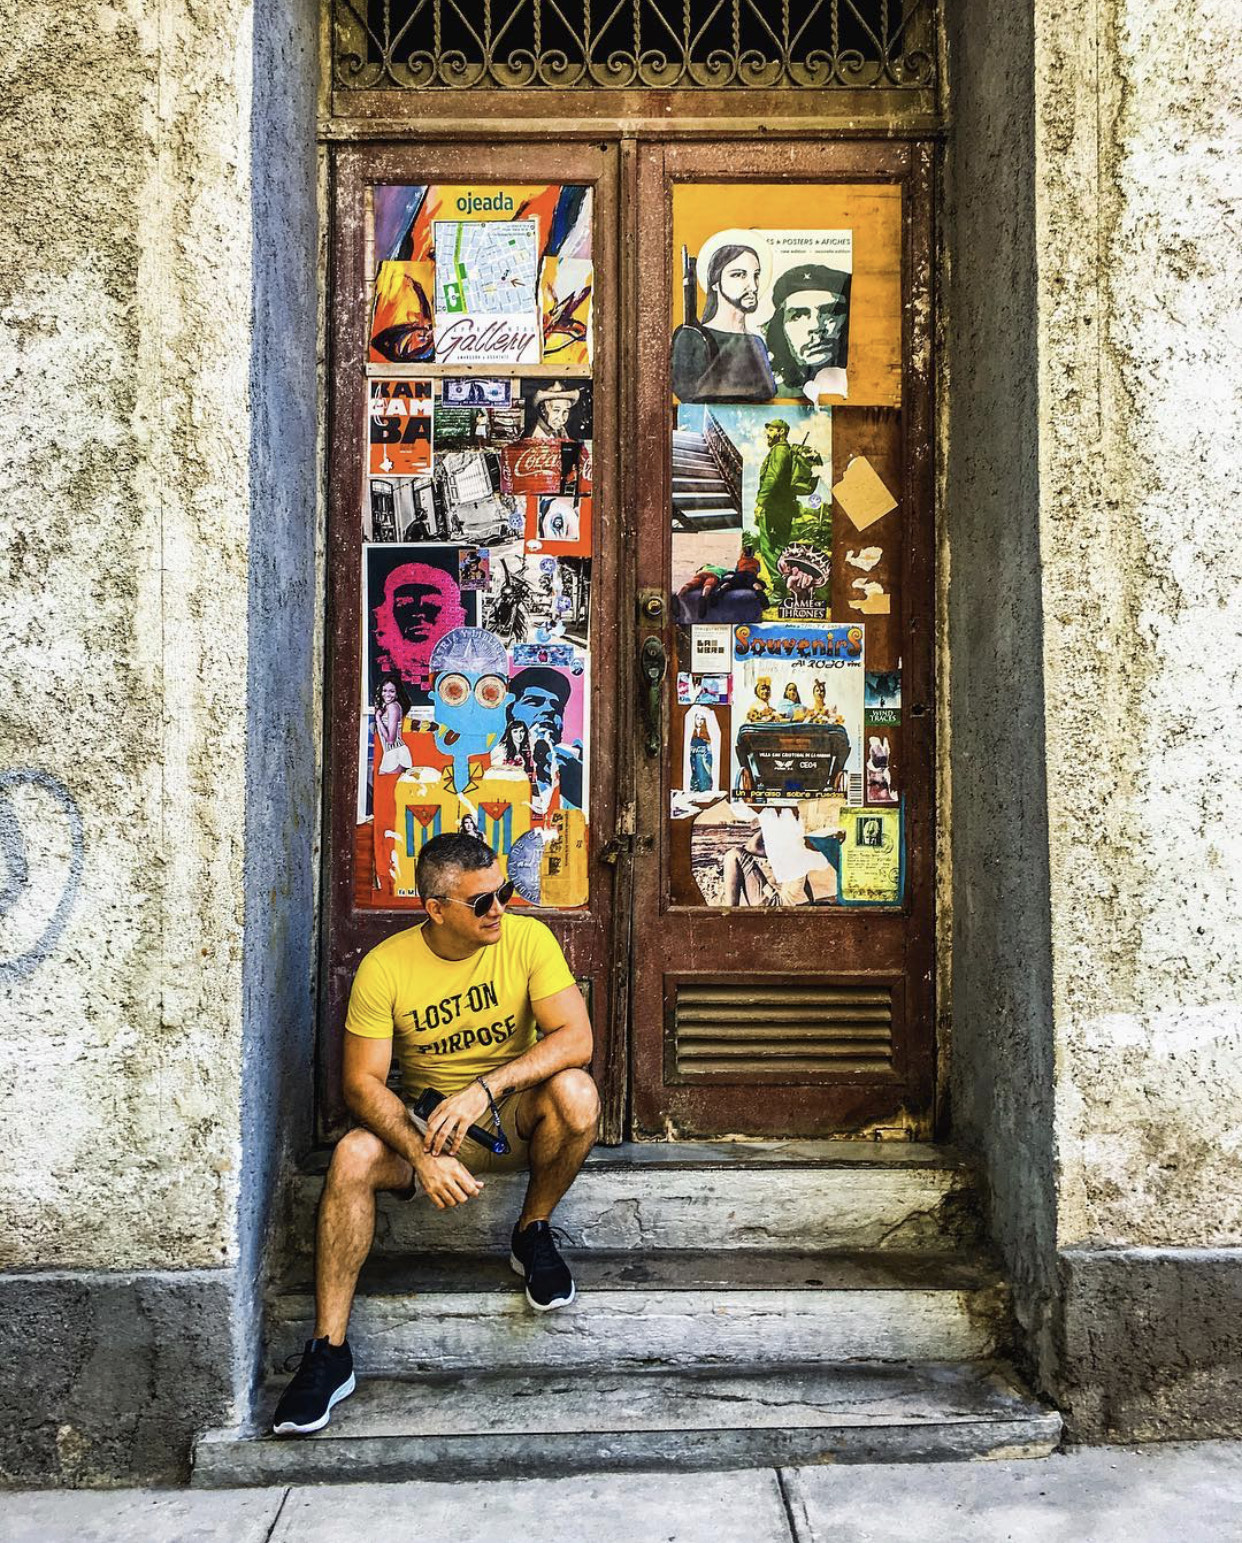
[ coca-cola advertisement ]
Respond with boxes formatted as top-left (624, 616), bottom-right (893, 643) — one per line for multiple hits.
top-left (502, 439), bottom-right (592, 498)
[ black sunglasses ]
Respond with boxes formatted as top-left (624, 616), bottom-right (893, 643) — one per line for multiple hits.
top-left (433, 879), bottom-right (516, 919)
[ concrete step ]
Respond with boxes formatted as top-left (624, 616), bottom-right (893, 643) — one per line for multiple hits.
top-left (288, 1141), bottom-right (983, 1259)
top-left (673, 430), bottom-right (709, 448)
top-left (193, 1360), bottom-right (1061, 1487)
top-left (266, 1249), bottom-right (1010, 1377)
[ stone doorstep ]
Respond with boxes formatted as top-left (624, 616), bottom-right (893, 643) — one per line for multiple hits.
top-left (288, 1141), bottom-right (982, 1258)
top-left (192, 1361), bottom-right (1062, 1488)
top-left (266, 1250), bottom-right (1011, 1376)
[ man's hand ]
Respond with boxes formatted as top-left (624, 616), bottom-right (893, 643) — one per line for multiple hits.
top-left (413, 1150), bottom-right (484, 1210)
top-left (424, 1081), bottom-right (491, 1156)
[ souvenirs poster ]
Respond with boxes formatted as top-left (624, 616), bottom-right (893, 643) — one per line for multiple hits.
top-left (732, 624), bottom-right (866, 805)
top-left (357, 183), bottom-right (595, 911)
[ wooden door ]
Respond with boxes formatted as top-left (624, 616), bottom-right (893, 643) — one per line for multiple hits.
top-left (628, 140), bottom-right (936, 1139)
top-left (320, 142), bottom-right (625, 1134)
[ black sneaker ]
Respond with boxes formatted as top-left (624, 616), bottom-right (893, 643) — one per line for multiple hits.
top-left (510, 1219), bottom-right (576, 1311)
top-left (272, 1337), bottom-right (356, 1436)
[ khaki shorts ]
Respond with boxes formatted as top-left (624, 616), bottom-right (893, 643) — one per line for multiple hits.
top-left (400, 1086), bottom-right (531, 1184)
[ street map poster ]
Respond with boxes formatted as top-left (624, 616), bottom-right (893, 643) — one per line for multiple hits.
top-left (434, 219), bottom-right (541, 366)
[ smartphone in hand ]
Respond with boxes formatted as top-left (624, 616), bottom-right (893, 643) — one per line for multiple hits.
top-left (410, 1088), bottom-right (510, 1157)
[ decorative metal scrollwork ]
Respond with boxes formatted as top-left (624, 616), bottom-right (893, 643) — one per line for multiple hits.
top-left (333, 0), bottom-right (936, 92)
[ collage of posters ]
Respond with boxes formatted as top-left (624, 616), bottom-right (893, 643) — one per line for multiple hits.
top-left (357, 184), bottom-right (595, 910)
top-left (667, 185), bottom-right (904, 908)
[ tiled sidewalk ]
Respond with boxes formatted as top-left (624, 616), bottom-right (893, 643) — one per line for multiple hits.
top-left (6, 1442), bottom-right (1242, 1542)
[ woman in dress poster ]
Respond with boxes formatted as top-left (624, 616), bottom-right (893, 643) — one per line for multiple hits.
top-left (689, 713), bottom-right (714, 792)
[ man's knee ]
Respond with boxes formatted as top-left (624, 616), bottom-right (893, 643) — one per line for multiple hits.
top-left (326, 1127), bottom-right (395, 1191)
top-left (541, 1068), bottom-right (600, 1136)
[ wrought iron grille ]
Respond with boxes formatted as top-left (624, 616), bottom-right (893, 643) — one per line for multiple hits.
top-left (333, 0), bottom-right (936, 92)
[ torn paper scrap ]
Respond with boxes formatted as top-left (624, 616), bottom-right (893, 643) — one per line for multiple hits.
top-left (848, 578), bottom-right (892, 615)
top-left (833, 456), bottom-right (897, 532)
top-left (804, 366), bottom-right (848, 404)
top-left (845, 546), bottom-right (883, 572)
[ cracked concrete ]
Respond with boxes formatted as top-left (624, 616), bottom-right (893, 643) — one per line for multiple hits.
top-left (286, 1162), bottom-right (977, 1260)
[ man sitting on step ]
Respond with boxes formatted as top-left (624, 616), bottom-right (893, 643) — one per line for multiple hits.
top-left (273, 831), bottom-right (599, 1437)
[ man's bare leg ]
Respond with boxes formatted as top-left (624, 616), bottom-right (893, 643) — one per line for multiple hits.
top-left (515, 1068), bottom-right (600, 1228)
top-left (315, 1128), bottom-right (413, 1344)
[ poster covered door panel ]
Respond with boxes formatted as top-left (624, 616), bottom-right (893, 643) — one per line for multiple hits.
top-left (358, 182), bottom-right (595, 910)
top-left (667, 182), bottom-right (905, 911)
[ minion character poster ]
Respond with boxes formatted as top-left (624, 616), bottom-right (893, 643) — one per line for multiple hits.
top-left (357, 184), bottom-right (594, 910)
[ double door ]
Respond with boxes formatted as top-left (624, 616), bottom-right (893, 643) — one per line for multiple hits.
top-left (322, 136), bottom-right (935, 1141)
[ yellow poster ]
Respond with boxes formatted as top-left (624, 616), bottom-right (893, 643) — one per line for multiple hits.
top-left (837, 805), bottom-right (903, 904)
top-left (670, 183), bottom-right (901, 408)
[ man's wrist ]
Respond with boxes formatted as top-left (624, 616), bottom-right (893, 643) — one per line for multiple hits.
top-left (402, 1117), bottom-right (429, 1168)
top-left (475, 1069), bottom-right (509, 1100)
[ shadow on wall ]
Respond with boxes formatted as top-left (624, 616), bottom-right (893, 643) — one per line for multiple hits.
top-left (234, 0), bottom-right (323, 1425)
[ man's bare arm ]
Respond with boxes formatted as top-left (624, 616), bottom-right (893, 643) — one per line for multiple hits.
top-left (341, 1032), bottom-right (427, 1165)
top-left (424, 984), bottom-right (593, 1156)
top-left (484, 983), bottom-right (593, 1098)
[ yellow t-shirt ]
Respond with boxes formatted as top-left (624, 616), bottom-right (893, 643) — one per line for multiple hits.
top-left (344, 913), bottom-right (577, 1098)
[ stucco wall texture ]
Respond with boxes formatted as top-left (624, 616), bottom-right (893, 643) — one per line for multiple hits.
top-left (0, 2), bottom-right (256, 1269)
top-left (1035, 0), bottom-right (1242, 1249)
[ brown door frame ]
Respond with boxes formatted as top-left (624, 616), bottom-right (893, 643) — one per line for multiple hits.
top-left (319, 140), bottom-right (626, 1137)
top-left (628, 138), bottom-right (937, 1138)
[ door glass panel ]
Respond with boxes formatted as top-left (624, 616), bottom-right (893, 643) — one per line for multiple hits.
top-left (356, 182), bottom-right (596, 911)
top-left (666, 181), bottom-right (905, 911)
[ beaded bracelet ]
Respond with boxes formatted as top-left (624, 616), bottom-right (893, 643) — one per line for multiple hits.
top-left (475, 1075), bottom-right (504, 1135)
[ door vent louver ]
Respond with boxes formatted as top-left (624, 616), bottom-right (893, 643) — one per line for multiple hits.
top-left (673, 982), bottom-right (894, 1078)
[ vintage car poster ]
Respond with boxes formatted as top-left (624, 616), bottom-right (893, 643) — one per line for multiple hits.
top-left (731, 623), bottom-right (865, 805)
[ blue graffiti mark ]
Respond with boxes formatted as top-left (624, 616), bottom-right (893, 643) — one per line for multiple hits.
top-left (0, 769), bottom-right (85, 983)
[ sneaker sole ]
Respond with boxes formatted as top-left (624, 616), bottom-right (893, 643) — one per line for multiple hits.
top-left (509, 1250), bottom-right (577, 1312)
top-left (272, 1371), bottom-right (356, 1436)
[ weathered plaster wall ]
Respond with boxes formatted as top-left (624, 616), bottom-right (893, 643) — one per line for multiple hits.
top-left (0, 0), bottom-right (321, 1483)
top-left (1036, 0), bottom-right (1242, 1254)
top-left (0, 0), bottom-right (252, 1270)
top-left (948, 0), bottom-right (1242, 1435)
top-left (943, 0), bottom-right (1059, 1374)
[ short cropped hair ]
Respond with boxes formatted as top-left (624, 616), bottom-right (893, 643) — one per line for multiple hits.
top-left (416, 832), bottom-right (496, 902)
